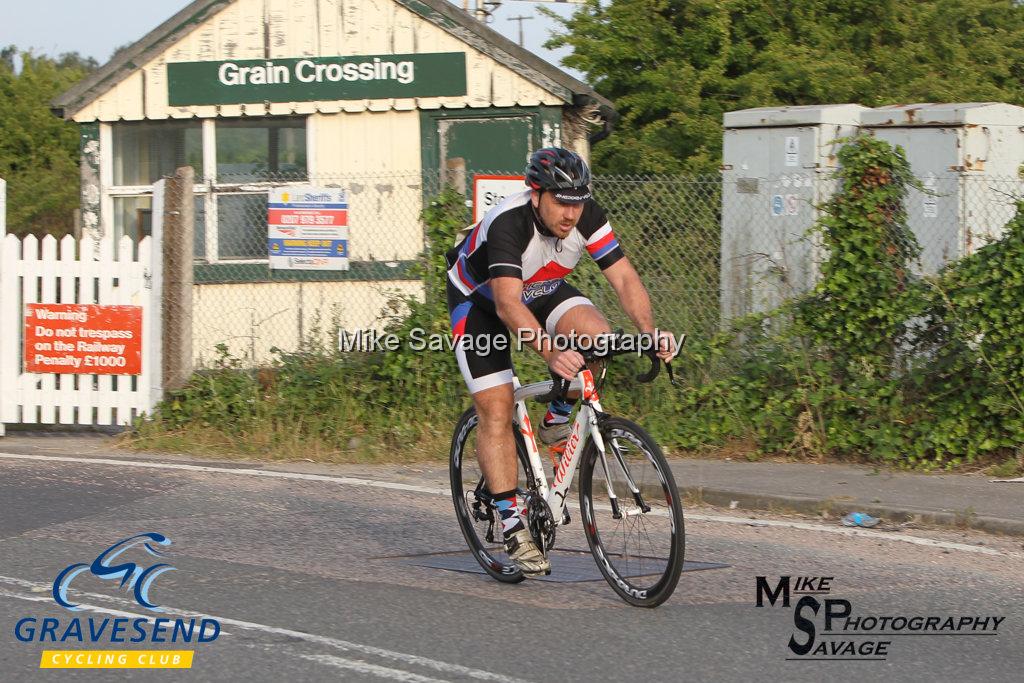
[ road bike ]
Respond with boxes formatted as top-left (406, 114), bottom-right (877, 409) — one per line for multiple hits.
top-left (449, 334), bottom-right (685, 607)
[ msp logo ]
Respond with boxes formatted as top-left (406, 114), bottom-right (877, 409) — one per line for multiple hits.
top-left (756, 575), bottom-right (1004, 661)
top-left (13, 532), bottom-right (220, 670)
top-left (53, 532), bottom-right (175, 611)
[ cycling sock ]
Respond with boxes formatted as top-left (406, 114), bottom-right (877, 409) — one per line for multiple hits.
top-left (491, 489), bottom-right (526, 539)
top-left (542, 398), bottom-right (575, 427)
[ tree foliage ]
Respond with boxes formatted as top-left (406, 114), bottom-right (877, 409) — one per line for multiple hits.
top-left (0, 48), bottom-right (97, 235)
top-left (546, 0), bottom-right (1024, 173)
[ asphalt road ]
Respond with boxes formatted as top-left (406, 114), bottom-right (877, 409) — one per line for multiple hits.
top-left (1, 452), bottom-right (1021, 682)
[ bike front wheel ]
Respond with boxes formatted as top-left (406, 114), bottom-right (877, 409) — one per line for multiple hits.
top-left (579, 417), bottom-right (685, 607)
top-left (450, 406), bottom-right (536, 583)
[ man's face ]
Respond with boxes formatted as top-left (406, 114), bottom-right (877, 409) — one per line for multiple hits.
top-left (532, 190), bottom-right (585, 239)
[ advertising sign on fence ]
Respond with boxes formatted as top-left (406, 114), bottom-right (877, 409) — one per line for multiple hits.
top-left (24, 304), bottom-right (142, 375)
top-left (268, 187), bottom-right (349, 271)
top-left (473, 175), bottom-right (526, 223)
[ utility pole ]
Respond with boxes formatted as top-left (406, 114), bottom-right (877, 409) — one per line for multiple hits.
top-left (464, 0), bottom-right (583, 26)
top-left (507, 14), bottom-right (533, 47)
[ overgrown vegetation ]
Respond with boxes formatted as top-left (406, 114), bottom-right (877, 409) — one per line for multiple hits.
top-left (670, 135), bottom-right (1023, 471)
top-left (134, 138), bottom-right (1022, 473)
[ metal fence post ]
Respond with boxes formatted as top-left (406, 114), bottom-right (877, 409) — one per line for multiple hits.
top-left (162, 167), bottom-right (195, 392)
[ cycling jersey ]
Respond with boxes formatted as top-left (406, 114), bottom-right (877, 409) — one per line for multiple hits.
top-left (444, 190), bottom-right (625, 309)
top-left (447, 280), bottom-right (593, 394)
top-left (444, 190), bottom-right (625, 394)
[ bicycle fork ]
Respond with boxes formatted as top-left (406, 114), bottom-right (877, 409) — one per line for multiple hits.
top-left (590, 408), bottom-right (651, 520)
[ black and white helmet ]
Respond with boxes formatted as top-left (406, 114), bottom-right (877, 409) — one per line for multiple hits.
top-left (525, 147), bottom-right (592, 203)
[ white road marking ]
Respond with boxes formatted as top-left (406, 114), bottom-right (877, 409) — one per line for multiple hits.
top-left (0, 452), bottom-right (447, 495)
top-left (1, 451), bottom-right (1018, 560)
top-left (0, 588), bottom-right (159, 620)
top-left (685, 512), bottom-right (1022, 558)
top-left (292, 653), bottom-right (451, 683)
top-left (0, 576), bottom-right (524, 683)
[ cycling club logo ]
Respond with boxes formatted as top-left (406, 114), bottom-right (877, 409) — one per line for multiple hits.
top-left (53, 533), bottom-right (175, 611)
top-left (13, 532), bottom-right (220, 670)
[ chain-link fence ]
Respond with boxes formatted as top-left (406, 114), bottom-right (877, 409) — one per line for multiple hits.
top-left (155, 168), bottom-right (1024, 369)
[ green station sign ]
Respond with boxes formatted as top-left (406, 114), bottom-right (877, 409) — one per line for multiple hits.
top-left (167, 52), bottom-right (467, 106)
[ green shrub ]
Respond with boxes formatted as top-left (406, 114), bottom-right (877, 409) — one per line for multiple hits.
top-left (668, 135), bottom-right (1024, 467)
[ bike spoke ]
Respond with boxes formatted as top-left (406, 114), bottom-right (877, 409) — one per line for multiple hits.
top-left (581, 418), bottom-right (684, 606)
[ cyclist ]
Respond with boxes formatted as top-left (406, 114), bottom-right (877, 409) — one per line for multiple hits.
top-left (445, 147), bottom-right (677, 576)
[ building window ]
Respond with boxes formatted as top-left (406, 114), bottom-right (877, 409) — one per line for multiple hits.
top-left (111, 195), bottom-right (152, 243)
top-left (112, 121), bottom-right (203, 186)
top-left (215, 118), bottom-right (307, 182)
top-left (106, 116), bottom-right (308, 263)
top-left (193, 195), bottom-right (207, 259)
top-left (215, 194), bottom-right (268, 259)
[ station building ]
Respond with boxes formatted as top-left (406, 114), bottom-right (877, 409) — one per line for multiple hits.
top-left (53, 0), bottom-right (614, 363)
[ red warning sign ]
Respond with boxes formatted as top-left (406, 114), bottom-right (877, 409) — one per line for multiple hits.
top-left (24, 304), bottom-right (142, 375)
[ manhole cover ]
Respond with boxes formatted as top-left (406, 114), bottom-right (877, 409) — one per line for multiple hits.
top-left (399, 550), bottom-right (727, 583)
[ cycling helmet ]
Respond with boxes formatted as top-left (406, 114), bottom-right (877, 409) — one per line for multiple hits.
top-left (525, 147), bottom-right (592, 203)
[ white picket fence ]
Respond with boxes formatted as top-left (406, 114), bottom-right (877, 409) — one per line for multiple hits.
top-left (0, 233), bottom-right (162, 432)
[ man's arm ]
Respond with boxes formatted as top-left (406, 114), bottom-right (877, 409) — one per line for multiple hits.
top-left (492, 277), bottom-right (583, 380)
top-left (601, 257), bottom-right (676, 360)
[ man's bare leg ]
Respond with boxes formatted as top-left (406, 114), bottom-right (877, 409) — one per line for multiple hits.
top-left (538, 304), bottom-right (612, 444)
top-left (471, 381), bottom-right (550, 575)
top-left (472, 383), bottom-right (518, 493)
top-left (554, 304), bottom-right (612, 341)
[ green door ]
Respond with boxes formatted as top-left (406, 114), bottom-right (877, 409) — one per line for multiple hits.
top-left (437, 116), bottom-right (532, 194)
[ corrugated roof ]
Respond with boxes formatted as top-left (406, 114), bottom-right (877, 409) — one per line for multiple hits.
top-left (52, 0), bottom-right (614, 119)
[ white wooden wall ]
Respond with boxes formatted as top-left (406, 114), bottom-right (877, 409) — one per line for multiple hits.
top-left (72, 0), bottom-right (564, 123)
top-left (0, 234), bottom-right (162, 431)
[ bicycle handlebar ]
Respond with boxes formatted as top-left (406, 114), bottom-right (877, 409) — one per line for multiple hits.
top-left (533, 333), bottom-right (677, 404)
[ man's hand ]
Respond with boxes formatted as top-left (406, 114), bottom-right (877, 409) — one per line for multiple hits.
top-left (647, 330), bottom-right (678, 363)
top-left (546, 349), bottom-right (585, 381)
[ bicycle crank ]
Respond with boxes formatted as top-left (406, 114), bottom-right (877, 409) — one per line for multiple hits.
top-left (521, 489), bottom-right (557, 552)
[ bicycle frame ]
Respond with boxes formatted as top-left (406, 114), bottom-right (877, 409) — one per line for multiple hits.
top-left (513, 368), bottom-right (640, 522)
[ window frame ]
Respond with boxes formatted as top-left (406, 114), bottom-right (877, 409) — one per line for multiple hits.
top-left (103, 116), bottom-right (313, 264)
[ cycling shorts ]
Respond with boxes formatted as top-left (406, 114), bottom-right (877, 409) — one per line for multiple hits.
top-left (446, 280), bottom-right (593, 395)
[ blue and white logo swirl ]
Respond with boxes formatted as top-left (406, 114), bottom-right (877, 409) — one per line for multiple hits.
top-left (52, 533), bottom-right (176, 612)
top-left (522, 279), bottom-right (562, 303)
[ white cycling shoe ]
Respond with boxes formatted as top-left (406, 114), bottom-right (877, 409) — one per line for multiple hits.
top-left (504, 529), bottom-right (551, 577)
top-left (538, 420), bottom-right (571, 446)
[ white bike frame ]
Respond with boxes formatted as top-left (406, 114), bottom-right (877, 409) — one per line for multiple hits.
top-left (512, 368), bottom-right (643, 522)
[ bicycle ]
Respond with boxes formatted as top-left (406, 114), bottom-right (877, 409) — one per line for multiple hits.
top-left (449, 333), bottom-right (685, 608)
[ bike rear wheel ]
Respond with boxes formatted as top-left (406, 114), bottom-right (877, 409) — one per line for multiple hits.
top-left (450, 406), bottom-right (537, 583)
top-left (579, 417), bottom-right (685, 607)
